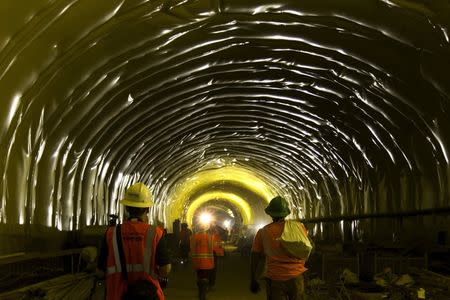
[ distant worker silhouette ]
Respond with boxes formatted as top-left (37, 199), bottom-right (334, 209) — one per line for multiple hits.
top-left (97, 182), bottom-right (171, 300)
top-left (179, 222), bottom-right (192, 264)
top-left (250, 196), bottom-right (308, 300)
top-left (191, 221), bottom-right (215, 300)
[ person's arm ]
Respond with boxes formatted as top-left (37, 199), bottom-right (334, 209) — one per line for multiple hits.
top-left (250, 251), bottom-right (263, 281)
top-left (96, 232), bottom-right (108, 277)
top-left (155, 234), bottom-right (171, 276)
top-left (249, 229), bottom-right (264, 293)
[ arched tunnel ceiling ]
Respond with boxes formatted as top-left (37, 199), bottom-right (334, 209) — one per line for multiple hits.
top-left (0, 0), bottom-right (449, 231)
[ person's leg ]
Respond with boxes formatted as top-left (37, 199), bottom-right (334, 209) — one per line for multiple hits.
top-left (265, 278), bottom-right (285, 300)
top-left (209, 255), bottom-right (217, 287)
top-left (297, 275), bottom-right (305, 300)
top-left (197, 270), bottom-right (209, 300)
top-left (285, 274), bottom-right (305, 300)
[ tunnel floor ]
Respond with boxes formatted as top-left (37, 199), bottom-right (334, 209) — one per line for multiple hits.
top-left (164, 253), bottom-right (265, 300)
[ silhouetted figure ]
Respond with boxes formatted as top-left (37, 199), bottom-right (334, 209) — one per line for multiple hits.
top-left (238, 226), bottom-right (254, 257)
top-left (179, 222), bottom-right (192, 264)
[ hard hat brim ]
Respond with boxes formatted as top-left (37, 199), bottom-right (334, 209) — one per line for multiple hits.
top-left (120, 198), bottom-right (153, 208)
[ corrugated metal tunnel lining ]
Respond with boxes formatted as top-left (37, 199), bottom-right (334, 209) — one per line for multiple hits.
top-left (0, 0), bottom-right (449, 255)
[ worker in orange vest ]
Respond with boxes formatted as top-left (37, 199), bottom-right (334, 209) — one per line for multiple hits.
top-left (97, 182), bottom-right (171, 300)
top-left (250, 196), bottom-right (308, 300)
top-left (191, 222), bottom-right (214, 300)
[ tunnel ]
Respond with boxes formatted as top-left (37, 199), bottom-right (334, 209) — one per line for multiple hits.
top-left (1, 0), bottom-right (450, 299)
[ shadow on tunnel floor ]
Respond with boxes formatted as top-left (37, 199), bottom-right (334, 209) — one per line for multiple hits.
top-left (164, 253), bottom-right (265, 300)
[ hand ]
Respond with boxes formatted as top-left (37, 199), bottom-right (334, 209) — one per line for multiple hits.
top-left (159, 277), bottom-right (168, 289)
top-left (249, 279), bottom-right (260, 294)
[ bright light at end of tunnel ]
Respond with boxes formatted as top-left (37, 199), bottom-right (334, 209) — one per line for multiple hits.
top-left (223, 219), bottom-right (231, 229)
top-left (256, 223), bottom-right (265, 231)
top-left (186, 192), bottom-right (252, 227)
top-left (168, 166), bottom-right (276, 230)
top-left (199, 212), bottom-right (213, 225)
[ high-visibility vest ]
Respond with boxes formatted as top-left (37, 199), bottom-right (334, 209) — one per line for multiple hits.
top-left (105, 221), bottom-right (164, 300)
top-left (260, 222), bottom-right (307, 280)
top-left (213, 233), bottom-right (224, 256)
top-left (191, 232), bottom-right (214, 270)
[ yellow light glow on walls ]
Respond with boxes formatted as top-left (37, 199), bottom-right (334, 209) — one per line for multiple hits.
top-left (167, 165), bottom-right (276, 228)
top-left (186, 192), bottom-right (252, 227)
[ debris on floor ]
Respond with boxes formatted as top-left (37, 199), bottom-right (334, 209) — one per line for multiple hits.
top-left (305, 267), bottom-right (450, 300)
top-left (0, 273), bottom-right (95, 300)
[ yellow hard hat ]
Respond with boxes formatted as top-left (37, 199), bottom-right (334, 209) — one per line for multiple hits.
top-left (120, 182), bottom-right (153, 207)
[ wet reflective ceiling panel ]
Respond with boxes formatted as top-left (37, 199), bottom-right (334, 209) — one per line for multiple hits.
top-left (0, 0), bottom-right (449, 231)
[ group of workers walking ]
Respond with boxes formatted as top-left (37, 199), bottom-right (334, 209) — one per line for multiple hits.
top-left (96, 182), bottom-right (308, 300)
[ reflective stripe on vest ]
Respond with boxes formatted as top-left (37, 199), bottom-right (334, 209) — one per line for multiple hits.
top-left (191, 253), bottom-right (214, 258)
top-left (112, 226), bottom-right (122, 273)
top-left (110, 225), bottom-right (157, 279)
top-left (144, 225), bottom-right (156, 276)
top-left (191, 234), bottom-right (213, 257)
top-left (191, 233), bottom-right (214, 269)
top-left (107, 264), bottom-right (144, 274)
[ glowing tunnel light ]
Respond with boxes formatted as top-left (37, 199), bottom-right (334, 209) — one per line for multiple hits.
top-left (168, 166), bottom-right (276, 229)
top-left (199, 212), bottom-right (213, 225)
top-left (223, 219), bottom-right (231, 229)
top-left (186, 192), bottom-right (252, 228)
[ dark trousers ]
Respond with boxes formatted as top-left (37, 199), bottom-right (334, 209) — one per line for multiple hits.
top-left (196, 269), bottom-right (212, 300)
top-left (265, 274), bottom-right (305, 300)
top-left (209, 255), bottom-right (221, 286)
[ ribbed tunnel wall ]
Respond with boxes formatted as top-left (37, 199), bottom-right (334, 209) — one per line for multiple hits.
top-left (1, 0), bottom-right (450, 254)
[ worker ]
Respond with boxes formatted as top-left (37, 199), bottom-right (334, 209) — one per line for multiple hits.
top-left (209, 223), bottom-right (225, 288)
top-left (179, 222), bottom-right (192, 264)
top-left (250, 196), bottom-right (308, 300)
top-left (191, 222), bottom-right (215, 300)
top-left (97, 182), bottom-right (171, 300)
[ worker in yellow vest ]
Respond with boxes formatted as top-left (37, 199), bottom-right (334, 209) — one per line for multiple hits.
top-left (191, 222), bottom-right (214, 300)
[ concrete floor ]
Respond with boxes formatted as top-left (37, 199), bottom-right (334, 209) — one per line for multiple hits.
top-left (164, 254), bottom-right (266, 300)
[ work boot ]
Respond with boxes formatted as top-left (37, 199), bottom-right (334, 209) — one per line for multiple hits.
top-left (197, 279), bottom-right (209, 300)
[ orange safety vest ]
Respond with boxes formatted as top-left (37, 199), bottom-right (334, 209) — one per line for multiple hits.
top-left (213, 232), bottom-right (224, 256)
top-left (260, 222), bottom-right (307, 281)
top-left (191, 232), bottom-right (214, 270)
top-left (105, 221), bottom-right (164, 300)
